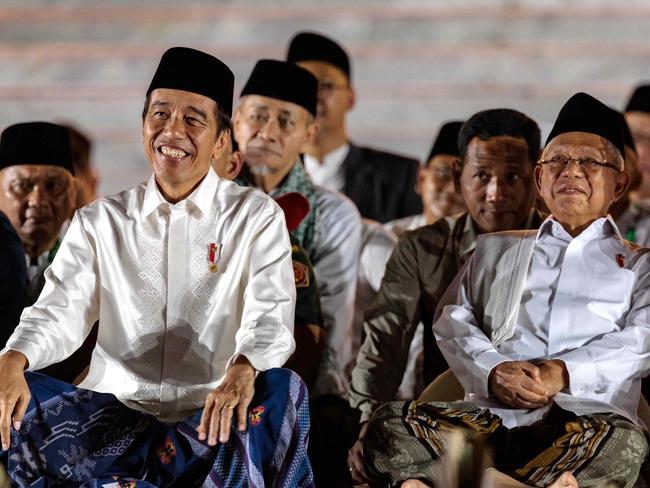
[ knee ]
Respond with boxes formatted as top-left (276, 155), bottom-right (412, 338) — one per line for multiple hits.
top-left (365, 402), bottom-right (411, 454)
top-left (255, 368), bottom-right (308, 406)
top-left (622, 428), bottom-right (649, 471)
top-left (258, 367), bottom-right (305, 393)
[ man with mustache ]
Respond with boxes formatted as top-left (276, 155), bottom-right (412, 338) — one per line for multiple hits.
top-left (232, 58), bottom-right (362, 486)
top-left (286, 31), bottom-right (422, 223)
top-left (233, 59), bottom-right (361, 399)
top-left (348, 108), bottom-right (543, 484)
top-left (0, 47), bottom-right (312, 487)
top-left (364, 93), bottom-right (649, 488)
top-left (0, 122), bottom-right (77, 305)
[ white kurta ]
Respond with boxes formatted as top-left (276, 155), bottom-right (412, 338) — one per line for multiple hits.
top-left (436, 217), bottom-right (650, 428)
top-left (303, 143), bottom-right (350, 193)
top-left (3, 168), bottom-right (296, 421)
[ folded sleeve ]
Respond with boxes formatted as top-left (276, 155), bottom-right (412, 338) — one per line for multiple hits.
top-left (232, 201), bottom-right (296, 372)
top-left (349, 232), bottom-right (423, 422)
top-left (434, 254), bottom-right (510, 398)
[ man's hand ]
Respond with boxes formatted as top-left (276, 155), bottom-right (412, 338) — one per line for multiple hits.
top-left (488, 360), bottom-right (549, 409)
top-left (197, 356), bottom-right (255, 446)
top-left (537, 359), bottom-right (569, 397)
top-left (0, 351), bottom-right (30, 451)
top-left (347, 422), bottom-right (369, 483)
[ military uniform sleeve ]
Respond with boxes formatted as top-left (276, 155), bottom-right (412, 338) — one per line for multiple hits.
top-left (349, 231), bottom-right (423, 422)
top-left (292, 241), bottom-right (323, 329)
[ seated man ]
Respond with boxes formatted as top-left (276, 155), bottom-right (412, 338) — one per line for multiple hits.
top-left (364, 93), bottom-right (648, 488)
top-left (348, 108), bottom-right (543, 483)
top-left (233, 58), bottom-right (361, 398)
top-left (233, 58), bottom-right (362, 487)
top-left (0, 122), bottom-right (77, 304)
top-left (385, 121), bottom-right (467, 236)
top-left (0, 47), bottom-right (312, 487)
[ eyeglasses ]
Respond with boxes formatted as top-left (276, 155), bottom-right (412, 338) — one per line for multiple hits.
top-left (318, 81), bottom-right (348, 94)
top-left (538, 155), bottom-right (621, 173)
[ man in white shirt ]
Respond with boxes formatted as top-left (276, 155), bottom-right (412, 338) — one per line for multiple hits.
top-left (0, 47), bottom-right (313, 487)
top-left (0, 122), bottom-right (77, 304)
top-left (363, 93), bottom-right (650, 488)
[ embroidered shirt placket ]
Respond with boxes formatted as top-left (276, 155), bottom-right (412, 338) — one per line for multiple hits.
top-left (162, 201), bottom-right (189, 413)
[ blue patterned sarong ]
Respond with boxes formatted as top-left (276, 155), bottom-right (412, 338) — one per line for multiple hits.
top-left (1, 368), bottom-right (313, 487)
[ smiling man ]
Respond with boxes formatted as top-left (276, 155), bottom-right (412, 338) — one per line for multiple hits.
top-left (0, 122), bottom-right (77, 304)
top-left (364, 93), bottom-right (649, 488)
top-left (0, 47), bottom-right (313, 487)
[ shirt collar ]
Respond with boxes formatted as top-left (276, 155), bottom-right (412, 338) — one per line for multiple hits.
top-left (536, 214), bottom-right (622, 243)
top-left (458, 212), bottom-right (478, 257)
top-left (303, 143), bottom-right (350, 168)
top-left (142, 167), bottom-right (219, 218)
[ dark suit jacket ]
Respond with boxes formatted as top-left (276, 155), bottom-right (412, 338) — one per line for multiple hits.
top-left (343, 143), bottom-right (422, 223)
top-left (0, 211), bottom-right (27, 348)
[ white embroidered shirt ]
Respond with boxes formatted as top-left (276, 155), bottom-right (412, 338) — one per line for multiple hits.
top-left (3, 168), bottom-right (296, 421)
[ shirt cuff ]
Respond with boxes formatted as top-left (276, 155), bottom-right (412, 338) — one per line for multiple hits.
top-left (226, 351), bottom-right (268, 374)
top-left (473, 350), bottom-right (511, 397)
top-left (0, 339), bottom-right (40, 371)
top-left (555, 348), bottom-right (596, 396)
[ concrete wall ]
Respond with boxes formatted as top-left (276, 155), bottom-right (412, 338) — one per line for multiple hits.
top-left (2, 0), bottom-right (650, 195)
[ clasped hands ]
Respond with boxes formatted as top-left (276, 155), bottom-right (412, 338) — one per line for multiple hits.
top-left (488, 359), bottom-right (569, 409)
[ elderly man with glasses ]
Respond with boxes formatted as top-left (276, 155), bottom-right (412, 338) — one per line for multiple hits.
top-left (363, 93), bottom-right (650, 488)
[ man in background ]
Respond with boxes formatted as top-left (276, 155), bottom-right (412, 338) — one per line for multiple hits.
top-left (286, 31), bottom-right (422, 223)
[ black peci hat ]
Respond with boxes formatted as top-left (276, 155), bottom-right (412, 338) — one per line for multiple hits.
top-left (286, 31), bottom-right (351, 79)
top-left (147, 47), bottom-right (235, 117)
top-left (240, 59), bottom-right (318, 117)
top-left (0, 122), bottom-right (74, 174)
top-left (546, 92), bottom-right (625, 158)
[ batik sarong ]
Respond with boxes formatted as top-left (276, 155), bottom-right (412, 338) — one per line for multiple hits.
top-left (1, 368), bottom-right (313, 487)
top-left (364, 400), bottom-right (648, 488)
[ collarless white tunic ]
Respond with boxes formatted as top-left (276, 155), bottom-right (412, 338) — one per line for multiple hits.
top-left (3, 168), bottom-right (296, 422)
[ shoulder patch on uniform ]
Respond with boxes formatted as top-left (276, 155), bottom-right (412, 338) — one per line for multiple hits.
top-left (293, 261), bottom-right (310, 288)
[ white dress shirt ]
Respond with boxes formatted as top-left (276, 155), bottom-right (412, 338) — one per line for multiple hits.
top-left (3, 168), bottom-right (296, 422)
top-left (303, 143), bottom-right (350, 193)
top-left (309, 186), bottom-right (362, 398)
top-left (436, 216), bottom-right (650, 428)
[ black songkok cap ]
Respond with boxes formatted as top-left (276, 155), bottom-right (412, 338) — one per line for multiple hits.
top-left (147, 47), bottom-right (235, 117)
top-left (240, 60), bottom-right (318, 117)
top-left (545, 92), bottom-right (625, 158)
top-left (426, 121), bottom-right (463, 163)
top-left (286, 32), bottom-right (351, 79)
top-left (625, 84), bottom-right (650, 114)
top-left (0, 122), bottom-right (74, 174)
